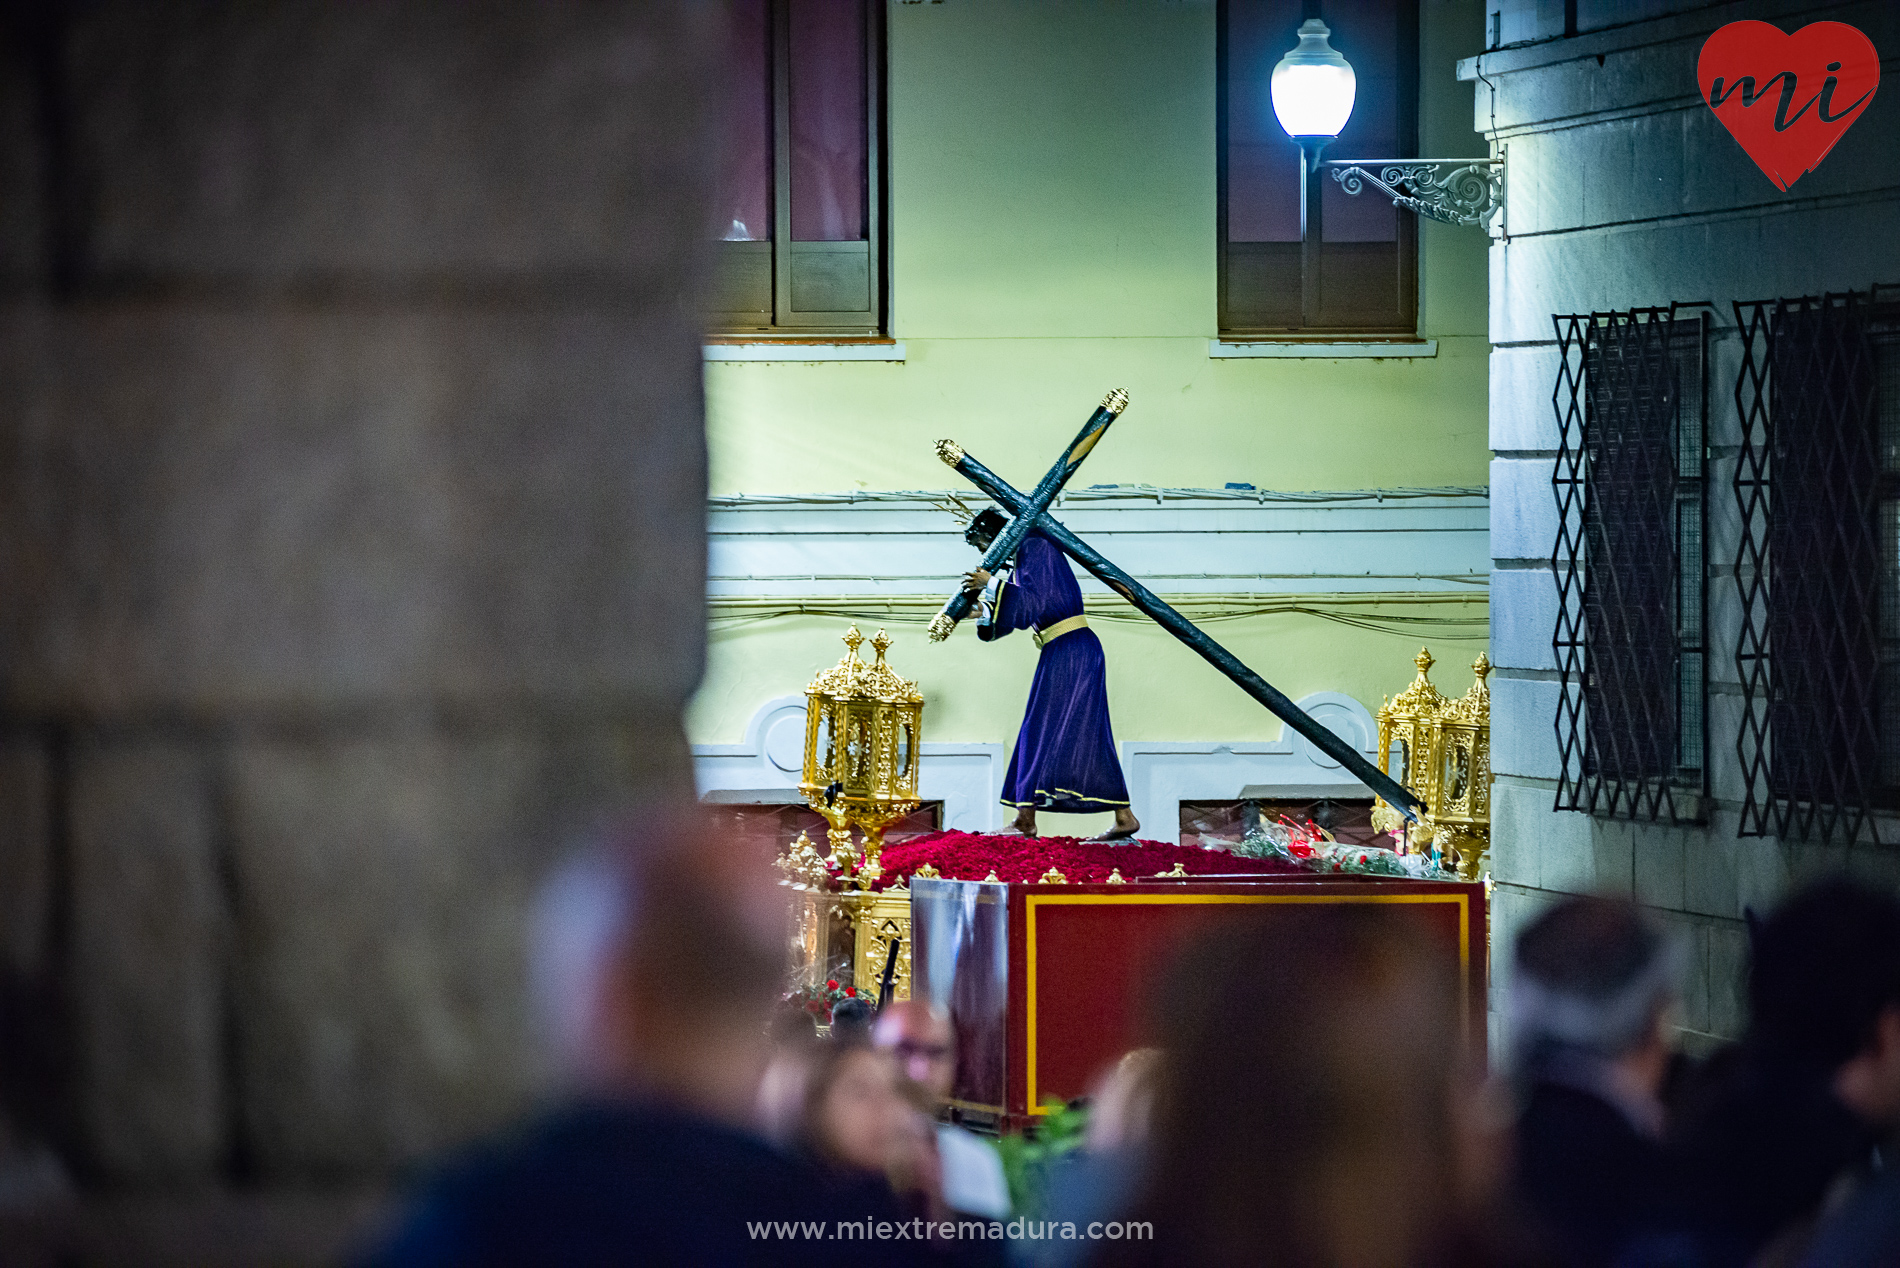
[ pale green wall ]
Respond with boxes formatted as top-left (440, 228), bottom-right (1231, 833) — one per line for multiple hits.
top-left (694, 0), bottom-right (1491, 764)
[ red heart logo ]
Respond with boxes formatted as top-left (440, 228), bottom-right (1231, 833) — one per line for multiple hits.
top-left (1698, 20), bottom-right (1879, 191)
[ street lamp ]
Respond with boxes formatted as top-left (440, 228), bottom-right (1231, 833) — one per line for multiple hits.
top-left (1267, 16), bottom-right (1503, 327)
top-left (1270, 19), bottom-right (1356, 170)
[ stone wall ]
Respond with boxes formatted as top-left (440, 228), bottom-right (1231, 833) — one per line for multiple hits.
top-left (1466, 0), bottom-right (1900, 1057)
top-left (0, 0), bottom-right (719, 1201)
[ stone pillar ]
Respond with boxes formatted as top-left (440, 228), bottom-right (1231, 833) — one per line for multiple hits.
top-left (0, 2), bottom-right (719, 1188)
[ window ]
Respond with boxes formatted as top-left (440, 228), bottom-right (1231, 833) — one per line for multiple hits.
top-left (710, 0), bottom-right (884, 334)
top-left (1219, 0), bottom-right (1417, 335)
top-left (1552, 307), bottom-right (1709, 822)
top-left (1736, 289), bottom-right (1900, 843)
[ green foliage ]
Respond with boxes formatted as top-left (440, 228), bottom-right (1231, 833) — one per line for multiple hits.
top-left (990, 1097), bottom-right (1090, 1218)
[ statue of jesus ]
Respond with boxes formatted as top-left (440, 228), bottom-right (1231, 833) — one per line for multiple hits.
top-left (960, 507), bottom-right (1140, 841)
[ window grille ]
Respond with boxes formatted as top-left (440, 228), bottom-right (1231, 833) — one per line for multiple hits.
top-left (1734, 289), bottom-right (1900, 842)
top-left (1552, 307), bottom-right (1708, 820)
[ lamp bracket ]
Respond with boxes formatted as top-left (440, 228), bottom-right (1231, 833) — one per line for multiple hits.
top-left (1319, 158), bottom-right (1503, 230)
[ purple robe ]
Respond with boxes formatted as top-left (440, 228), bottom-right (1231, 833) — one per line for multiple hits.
top-left (979, 531), bottom-right (1130, 813)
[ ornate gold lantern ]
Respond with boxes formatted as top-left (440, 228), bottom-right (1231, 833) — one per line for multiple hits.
top-left (1369, 647), bottom-right (1493, 879)
top-left (799, 626), bottom-right (924, 879)
top-left (1432, 654), bottom-right (1493, 879)
top-left (1371, 648), bottom-right (1451, 848)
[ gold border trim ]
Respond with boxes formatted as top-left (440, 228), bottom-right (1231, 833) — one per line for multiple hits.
top-left (1023, 891), bottom-right (1471, 1114)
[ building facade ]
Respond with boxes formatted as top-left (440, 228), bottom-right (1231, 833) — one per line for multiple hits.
top-left (1471, 0), bottom-right (1900, 1054)
top-left (694, 0), bottom-right (1496, 842)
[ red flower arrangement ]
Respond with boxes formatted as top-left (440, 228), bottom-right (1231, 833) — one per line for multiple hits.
top-left (869, 830), bottom-right (1308, 890)
top-left (784, 978), bottom-right (857, 1023)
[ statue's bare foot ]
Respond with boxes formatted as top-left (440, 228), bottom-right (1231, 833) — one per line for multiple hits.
top-left (1088, 811), bottom-right (1141, 843)
top-left (1006, 812), bottom-right (1038, 837)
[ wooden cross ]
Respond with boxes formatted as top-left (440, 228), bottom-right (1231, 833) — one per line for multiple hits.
top-left (932, 398), bottom-right (1423, 820)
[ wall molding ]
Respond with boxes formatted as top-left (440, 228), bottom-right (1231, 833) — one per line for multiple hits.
top-left (695, 693), bottom-right (1385, 845)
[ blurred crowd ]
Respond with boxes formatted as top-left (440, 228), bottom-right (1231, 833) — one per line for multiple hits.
top-left (355, 809), bottom-right (1900, 1267)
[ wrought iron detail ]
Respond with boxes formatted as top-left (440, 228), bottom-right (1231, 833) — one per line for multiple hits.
top-left (1734, 290), bottom-right (1900, 843)
top-left (1552, 307), bottom-right (1709, 822)
top-left (1323, 159), bottom-right (1503, 228)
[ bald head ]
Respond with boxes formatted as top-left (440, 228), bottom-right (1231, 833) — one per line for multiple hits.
top-left (872, 1000), bottom-right (955, 1105)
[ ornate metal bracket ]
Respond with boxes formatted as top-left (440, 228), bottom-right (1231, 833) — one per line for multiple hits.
top-left (1320, 158), bottom-right (1503, 229)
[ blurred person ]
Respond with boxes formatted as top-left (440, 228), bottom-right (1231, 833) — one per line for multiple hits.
top-left (1084, 1047), bottom-right (1161, 1157)
top-left (875, 1002), bottom-right (1013, 1231)
top-left (1672, 877), bottom-right (1900, 1266)
top-left (1020, 1048), bottom-right (1164, 1268)
top-left (755, 1006), bottom-right (821, 1150)
top-left (358, 806), bottom-right (925, 1267)
top-left (832, 995), bottom-right (877, 1040)
top-left (1798, 1164), bottom-right (1900, 1268)
top-left (799, 1037), bottom-right (908, 1177)
top-left (1507, 896), bottom-right (1687, 1267)
top-left (1093, 904), bottom-right (1538, 1268)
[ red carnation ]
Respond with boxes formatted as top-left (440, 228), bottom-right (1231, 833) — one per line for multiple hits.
top-left (826, 979), bottom-right (838, 990)
top-left (844, 986), bottom-right (857, 998)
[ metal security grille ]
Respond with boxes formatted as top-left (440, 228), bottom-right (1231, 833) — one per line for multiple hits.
top-left (1552, 307), bottom-right (1708, 820)
top-left (1735, 290), bottom-right (1900, 842)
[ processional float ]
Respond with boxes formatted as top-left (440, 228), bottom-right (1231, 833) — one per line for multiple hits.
top-left (929, 389), bottom-right (1426, 821)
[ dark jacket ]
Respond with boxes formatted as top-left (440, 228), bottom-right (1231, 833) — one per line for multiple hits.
top-left (358, 1100), bottom-right (933, 1268)
top-left (1515, 1081), bottom-right (1682, 1267)
top-left (1669, 1052), bottom-right (1877, 1267)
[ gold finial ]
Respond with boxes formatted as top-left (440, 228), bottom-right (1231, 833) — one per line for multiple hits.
top-left (1415, 647), bottom-right (1434, 677)
top-left (935, 439), bottom-right (965, 467)
top-left (1102, 388), bottom-right (1130, 414)
top-left (1040, 866), bottom-right (1068, 884)
top-left (1472, 651), bottom-right (1491, 683)
top-left (1155, 860), bottom-right (1188, 878)
top-left (843, 626), bottom-right (865, 656)
top-left (927, 613), bottom-right (955, 643)
top-left (914, 862), bottom-right (940, 879)
top-left (983, 870), bottom-right (1001, 882)
top-left (1106, 868), bottom-right (1126, 885)
top-left (871, 629), bottom-right (892, 662)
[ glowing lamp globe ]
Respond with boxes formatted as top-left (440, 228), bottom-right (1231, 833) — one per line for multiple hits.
top-left (1270, 19), bottom-right (1356, 140)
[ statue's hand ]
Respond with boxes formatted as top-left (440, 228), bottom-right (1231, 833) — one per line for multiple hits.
top-left (962, 568), bottom-right (992, 594)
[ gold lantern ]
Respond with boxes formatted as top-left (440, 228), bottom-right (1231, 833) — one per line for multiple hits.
top-left (1370, 647), bottom-right (1493, 879)
top-left (1371, 647), bottom-right (1451, 848)
top-left (799, 626), bottom-right (924, 880)
top-left (1432, 654), bottom-right (1493, 879)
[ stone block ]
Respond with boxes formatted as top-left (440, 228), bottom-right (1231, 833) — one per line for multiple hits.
top-left (1489, 567), bottom-right (1556, 672)
top-left (0, 308), bottom-right (708, 717)
top-left (0, 27), bottom-right (43, 288)
top-left (1633, 820), bottom-right (1685, 911)
top-left (1706, 918), bottom-right (1749, 1041)
top-left (1489, 457), bottom-right (1557, 563)
top-left (69, 740), bottom-right (225, 1181)
top-left (1706, 693), bottom-right (1748, 807)
top-left (1543, 814), bottom-right (1633, 899)
top-left (1655, 911), bottom-right (1710, 1036)
top-left (1490, 775), bottom-right (1588, 891)
top-left (1501, 128), bottom-right (1585, 240)
top-left (1488, 343), bottom-right (1562, 454)
top-left (0, 738), bottom-right (50, 981)
top-left (66, 1), bottom-right (722, 288)
top-left (1491, 672), bottom-right (1561, 781)
top-left (226, 722), bottom-right (670, 1177)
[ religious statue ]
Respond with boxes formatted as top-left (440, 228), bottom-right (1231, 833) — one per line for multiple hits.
top-left (929, 391), bottom-right (1426, 823)
top-left (961, 508), bottom-right (1140, 841)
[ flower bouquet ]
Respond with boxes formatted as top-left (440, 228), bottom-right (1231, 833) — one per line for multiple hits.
top-left (784, 978), bottom-right (860, 1024)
